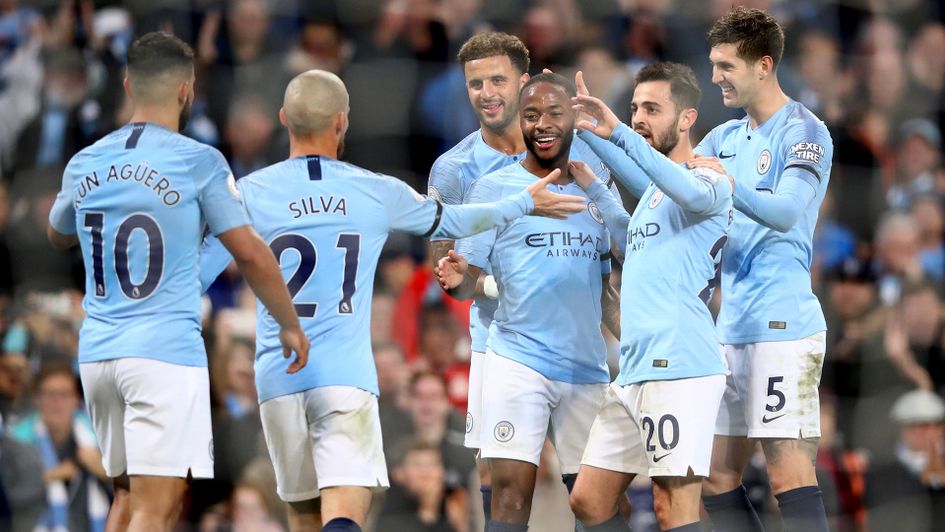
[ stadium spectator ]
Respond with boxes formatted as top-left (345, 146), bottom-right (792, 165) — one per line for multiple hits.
top-left (392, 371), bottom-right (473, 489)
top-left (9, 362), bottom-right (110, 531)
top-left (222, 93), bottom-right (281, 178)
top-left (874, 212), bottom-right (925, 304)
top-left (378, 440), bottom-right (469, 532)
top-left (911, 194), bottom-right (945, 280)
top-left (864, 389), bottom-right (945, 532)
top-left (888, 118), bottom-right (942, 210)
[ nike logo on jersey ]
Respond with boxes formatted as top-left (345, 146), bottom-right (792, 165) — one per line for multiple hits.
top-left (718, 152), bottom-right (736, 159)
top-left (653, 452), bottom-right (672, 462)
top-left (762, 413), bottom-right (787, 424)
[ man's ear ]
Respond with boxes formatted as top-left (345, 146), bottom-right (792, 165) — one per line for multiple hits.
top-left (279, 107), bottom-right (288, 128)
top-left (679, 108), bottom-right (698, 132)
top-left (123, 77), bottom-right (132, 99)
top-left (519, 73), bottom-right (530, 89)
top-left (758, 55), bottom-right (775, 80)
top-left (178, 79), bottom-right (189, 105)
top-left (336, 112), bottom-right (348, 136)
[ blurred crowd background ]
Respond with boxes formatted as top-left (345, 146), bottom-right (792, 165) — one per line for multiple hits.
top-left (2, 0), bottom-right (945, 530)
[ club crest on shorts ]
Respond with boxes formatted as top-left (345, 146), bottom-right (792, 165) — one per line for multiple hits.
top-left (494, 421), bottom-right (515, 442)
top-left (757, 149), bottom-right (772, 174)
top-left (209, 439), bottom-right (214, 462)
top-left (466, 412), bottom-right (473, 433)
top-left (588, 202), bottom-right (604, 224)
top-left (648, 189), bottom-right (664, 209)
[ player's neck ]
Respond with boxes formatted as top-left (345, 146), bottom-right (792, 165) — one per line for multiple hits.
top-left (128, 107), bottom-right (180, 132)
top-left (522, 155), bottom-right (570, 185)
top-left (666, 141), bottom-right (694, 165)
top-left (745, 82), bottom-right (790, 129)
top-left (481, 124), bottom-right (525, 155)
top-left (288, 133), bottom-right (338, 159)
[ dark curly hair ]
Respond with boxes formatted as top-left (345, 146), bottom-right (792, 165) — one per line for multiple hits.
top-left (707, 7), bottom-right (785, 67)
top-left (457, 32), bottom-right (530, 75)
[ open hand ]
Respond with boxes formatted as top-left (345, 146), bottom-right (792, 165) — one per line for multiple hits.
top-left (687, 155), bottom-right (734, 191)
top-left (568, 160), bottom-right (598, 190)
top-left (526, 169), bottom-right (587, 219)
top-left (572, 93), bottom-right (619, 139)
top-left (436, 250), bottom-right (468, 290)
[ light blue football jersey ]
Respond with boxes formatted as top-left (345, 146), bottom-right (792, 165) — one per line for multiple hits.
top-left (199, 155), bottom-right (535, 402)
top-left (48, 122), bottom-right (250, 367)
top-left (695, 100), bottom-right (832, 344)
top-left (428, 130), bottom-right (614, 353)
top-left (457, 163), bottom-right (612, 384)
top-left (582, 124), bottom-right (732, 385)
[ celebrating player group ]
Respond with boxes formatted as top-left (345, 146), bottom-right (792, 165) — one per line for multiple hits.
top-left (48, 5), bottom-right (831, 532)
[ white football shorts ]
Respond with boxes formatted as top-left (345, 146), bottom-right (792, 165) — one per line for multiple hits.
top-left (479, 349), bottom-right (607, 475)
top-left (464, 350), bottom-right (485, 449)
top-left (582, 374), bottom-right (726, 478)
top-left (259, 385), bottom-right (390, 502)
top-left (80, 358), bottom-right (214, 479)
top-left (715, 332), bottom-right (826, 439)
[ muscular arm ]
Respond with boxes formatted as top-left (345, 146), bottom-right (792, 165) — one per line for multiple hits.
top-left (216, 225), bottom-right (299, 331)
top-left (600, 273), bottom-right (620, 339)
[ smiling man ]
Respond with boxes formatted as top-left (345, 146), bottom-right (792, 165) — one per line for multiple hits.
top-left (689, 8), bottom-right (834, 532)
top-left (436, 73), bottom-right (620, 531)
top-left (565, 62), bottom-right (732, 532)
top-left (427, 33), bottom-right (616, 523)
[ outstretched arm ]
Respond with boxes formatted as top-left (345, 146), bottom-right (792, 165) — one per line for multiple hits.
top-left (574, 92), bottom-right (730, 215)
top-left (572, 70), bottom-right (650, 198)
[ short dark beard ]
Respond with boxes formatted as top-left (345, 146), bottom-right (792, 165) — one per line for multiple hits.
top-left (653, 118), bottom-right (681, 156)
top-left (523, 128), bottom-right (575, 169)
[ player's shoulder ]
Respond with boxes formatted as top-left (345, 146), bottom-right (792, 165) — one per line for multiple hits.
top-left (173, 134), bottom-right (229, 168)
top-left (782, 101), bottom-right (832, 140)
top-left (706, 117), bottom-right (747, 139)
top-left (430, 130), bottom-right (480, 175)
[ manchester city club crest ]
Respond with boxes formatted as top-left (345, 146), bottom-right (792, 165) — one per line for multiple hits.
top-left (757, 149), bottom-right (772, 174)
top-left (494, 421), bottom-right (515, 442)
top-left (588, 202), bottom-right (604, 224)
top-left (466, 412), bottom-right (473, 433)
top-left (648, 189), bottom-right (664, 209)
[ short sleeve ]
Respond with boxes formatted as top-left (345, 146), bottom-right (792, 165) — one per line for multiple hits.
top-left (780, 117), bottom-right (833, 190)
top-left (49, 163), bottom-right (76, 235)
top-left (455, 177), bottom-right (501, 270)
top-left (193, 149), bottom-right (251, 236)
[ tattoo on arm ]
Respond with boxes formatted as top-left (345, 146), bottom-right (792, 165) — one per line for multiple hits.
top-left (601, 274), bottom-right (621, 339)
top-left (429, 240), bottom-right (455, 268)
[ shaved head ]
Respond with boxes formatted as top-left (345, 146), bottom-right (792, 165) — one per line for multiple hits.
top-left (283, 70), bottom-right (349, 137)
